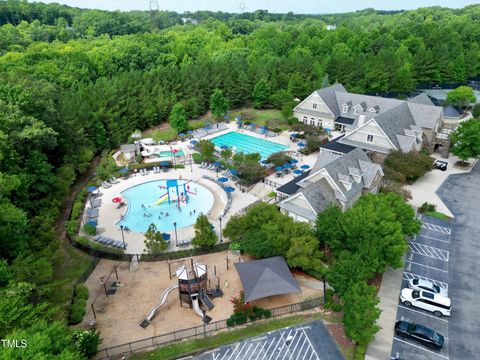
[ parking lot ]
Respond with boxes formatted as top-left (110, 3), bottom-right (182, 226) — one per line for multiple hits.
top-left (390, 215), bottom-right (452, 360)
top-left (194, 321), bottom-right (344, 360)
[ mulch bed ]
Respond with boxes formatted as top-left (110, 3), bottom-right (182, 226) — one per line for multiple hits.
top-left (327, 322), bottom-right (356, 351)
top-left (368, 272), bottom-right (384, 294)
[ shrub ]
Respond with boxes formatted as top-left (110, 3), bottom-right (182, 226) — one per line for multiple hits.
top-left (192, 153), bottom-right (202, 164)
top-left (68, 300), bottom-right (86, 325)
top-left (384, 150), bottom-right (434, 184)
top-left (72, 329), bottom-right (100, 358)
top-left (263, 309), bottom-right (272, 318)
top-left (419, 202), bottom-right (436, 213)
top-left (268, 191), bottom-right (277, 198)
top-left (229, 241), bottom-right (241, 252)
top-left (66, 220), bottom-right (79, 236)
top-left (267, 152), bottom-right (292, 166)
top-left (226, 318), bottom-right (235, 327)
top-left (83, 223), bottom-right (96, 236)
top-left (75, 284), bottom-right (89, 301)
top-left (355, 344), bottom-right (367, 360)
top-left (235, 315), bottom-right (248, 325)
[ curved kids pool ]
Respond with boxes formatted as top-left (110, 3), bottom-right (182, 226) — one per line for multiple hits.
top-left (117, 179), bottom-right (214, 233)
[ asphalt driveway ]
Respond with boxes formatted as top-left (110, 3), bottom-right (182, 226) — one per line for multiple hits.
top-left (436, 162), bottom-right (480, 359)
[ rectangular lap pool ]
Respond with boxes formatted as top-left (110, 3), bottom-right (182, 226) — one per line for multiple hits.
top-left (211, 132), bottom-right (289, 159)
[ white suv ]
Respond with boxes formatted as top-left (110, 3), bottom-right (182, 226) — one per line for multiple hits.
top-left (400, 288), bottom-right (451, 317)
top-left (408, 278), bottom-right (448, 297)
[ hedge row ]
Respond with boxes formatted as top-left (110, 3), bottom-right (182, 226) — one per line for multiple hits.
top-left (68, 284), bottom-right (89, 325)
top-left (226, 307), bottom-right (272, 327)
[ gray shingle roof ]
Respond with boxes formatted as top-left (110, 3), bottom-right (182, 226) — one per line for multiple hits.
top-left (408, 93), bottom-right (435, 106)
top-left (314, 83), bottom-right (347, 118)
top-left (407, 103), bottom-right (442, 129)
top-left (443, 105), bottom-right (461, 119)
top-left (301, 178), bottom-right (340, 213)
top-left (373, 103), bottom-right (416, 149)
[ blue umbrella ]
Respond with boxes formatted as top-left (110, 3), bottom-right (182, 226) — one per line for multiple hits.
top-left (187, 130), bottom-right (194, 134)
top-left (178, 133), bottom-right (186, 137)
top-left (289, 159), bottom-right (299, 164)
top-left (293, 169), bottom-right (303, 175)
top-left (298, 142), bottom-right (306, 147)
top-left (213, 161), bottom-right (221, 167)
top-left (160, 161), bottom-right (170, 167)
top-left (301, 164), bottom-right (310, 170)
top-left (229, 169), bottom-right (238, 176)
top-left (86, 220), bottom-right (98, 227)
top-left (224, 186), bottom-right (235, 193)
top-left (190, 140), bottom-right (199, 145)
top-left (217, 177), bottom-right (229, 183)
top-left (275, 166), bottom-right (284, 172)
top-left (220, 145), bottom-right (229, 149)
top-left (261, 125), bottom-right (268, 130)
top-left (87, 186), bottom-right (97, 193)
top-left (291, 133), bottom-right (298, 138)
top-left (119, 168), bottom-right (129, 174)
top-left (162, 233), bottom-right (171, 241)
top-left (260, 160), bottom-right (268, 164)
top-left (283, 163), bottom-right (293, 169)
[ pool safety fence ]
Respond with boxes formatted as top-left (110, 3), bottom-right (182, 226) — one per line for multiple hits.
top-left (95, 297), bottom-right (324, 359)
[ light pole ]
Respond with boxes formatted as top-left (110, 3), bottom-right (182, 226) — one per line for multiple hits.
top-left (120, 225), bottom-right (126, 250)
top-left (173, 222), bottom-right (178, 247)
top-left (219, 216), bottom-right (223, 242)
top-left (190, 154), bottom-right (193, 172)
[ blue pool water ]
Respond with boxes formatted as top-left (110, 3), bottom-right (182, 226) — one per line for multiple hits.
top-left (117, 180), bottom-right (214, 233)
top-left (157, 150), bottom-right (185, 158)
top-left (211, 132), bottom-right (289, 159)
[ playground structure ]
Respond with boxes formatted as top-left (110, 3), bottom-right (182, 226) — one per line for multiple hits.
top-left (155, 179), bottom-right (197, 207)
top-left (141, 260), bottom-right (222, 327)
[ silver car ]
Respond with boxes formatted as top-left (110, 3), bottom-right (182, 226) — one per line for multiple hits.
top-left (408, 278), bottom-right (448, 297)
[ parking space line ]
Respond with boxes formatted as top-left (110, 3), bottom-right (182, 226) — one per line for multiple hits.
top-left (398, 305), bottom-right (449, 322)
top-left (409, 242), bottom-right (449, 261)
top-left (421, 222), bottom-right (451, 234)
top-left (405, 260), bottom-right (448, 273)
top-left (418, 234), bottom-right (450, 244)
top-left (393, 337), bottom-right (449, 359)
top-left (403, 271), bottom-right (448, 291)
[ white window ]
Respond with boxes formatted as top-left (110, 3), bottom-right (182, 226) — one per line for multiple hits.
top-left (310, 118), bottom-right (315, 126)
top-left (313, 103), bottom-right (317, 109)
top-left (366, 134), bottom-right (374, 142)
top-left (302, 116), bottom-right (307, 123)
top-left (342, 105), bottom-right (348, 113)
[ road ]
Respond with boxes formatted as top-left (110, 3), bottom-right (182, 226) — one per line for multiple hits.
top-left (437, 162), bottom-right (480, 359)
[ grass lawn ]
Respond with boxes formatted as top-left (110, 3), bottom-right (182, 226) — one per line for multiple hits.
top-left (423, 210), bottom-right (450, 220)
top-left (228, 108), bottom-right (290, 130)
top-left (132, 314), bottom-right (325, 360)
top-left (52, 244), bottom-right (92, 305)
top-left (149, 127), bottom-right (178, 142)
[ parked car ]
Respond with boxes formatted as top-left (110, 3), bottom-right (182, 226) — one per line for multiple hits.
top-left (408, 278), bottom-right (448, 297)
top-left (400, 288), bottom-right (451, 317)
top-left (434, 160), bottom-right (448, 171)
top-left (395, 320), bottom-right (444, 349)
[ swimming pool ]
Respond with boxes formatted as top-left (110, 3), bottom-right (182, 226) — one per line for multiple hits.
top-left (211, 132), bottom-right (289, 159)
top-left (156, 150), bottom-right (185, 158)
top-left (117, 180), bottom-right (214, 233)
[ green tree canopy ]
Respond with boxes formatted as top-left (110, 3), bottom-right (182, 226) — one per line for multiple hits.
top-left (446, 86), bottom-right (476, 109)
top-left (252, 79), bottom-right (271, 108)
top-left (210, 88), bottom-right (229, 118)
top-left (196, 140), bottom-right (216, 162)
top-left (192, 214), bottom-right (218, 249)
top-left (450, 119), bottom-right (480, 161)
top-left (342, 281), bottom-right (381, 345)
top-left (169, 103), bottom-right (188, 133)
top-left (144, 223), bottom-right (168, 254)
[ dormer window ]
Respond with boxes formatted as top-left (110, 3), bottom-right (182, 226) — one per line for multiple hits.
top-left (313, 103), bottom-right (317, 109)
top-left (369, 108), bottom-right (376, 113)
top-left (342, 104), bottom-right (348, 113)
top-left (366, 134), bottom-right (374, 142)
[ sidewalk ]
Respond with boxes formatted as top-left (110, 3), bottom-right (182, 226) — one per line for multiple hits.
top-left (365, 265), bottom-right (404, 360)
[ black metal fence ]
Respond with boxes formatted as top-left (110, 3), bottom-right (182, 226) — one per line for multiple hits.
top-left (95, 297), bottom-right (323, 360)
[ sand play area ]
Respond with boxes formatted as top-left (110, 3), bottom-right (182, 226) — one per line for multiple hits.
top-left (83, 251), bottom-right (323, 350)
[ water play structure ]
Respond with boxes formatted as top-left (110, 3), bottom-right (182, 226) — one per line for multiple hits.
top-left (155, 179), bottom-right (197, 207)
top-left (141, 261), bottom-right (222, 328)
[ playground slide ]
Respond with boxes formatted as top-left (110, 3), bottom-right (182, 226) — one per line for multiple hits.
top-left (155, 193), bottom-right (168, 205)
top-left (191, 295), bottom-right (204, 318)
top-left (146, 283), bottom-right (179, 322)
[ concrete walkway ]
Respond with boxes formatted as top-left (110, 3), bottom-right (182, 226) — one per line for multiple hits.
top-left (365, 265), bottom-right (404, 360)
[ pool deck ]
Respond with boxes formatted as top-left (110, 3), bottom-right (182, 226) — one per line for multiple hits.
top-left (86, 163), bottom-right (258, 254)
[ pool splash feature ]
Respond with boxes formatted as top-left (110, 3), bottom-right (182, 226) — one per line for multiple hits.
top-left (118, 180), bottom-right (214, 233)
top-left (156, 150), bottom-right (185, 158)
top-left (210, 131), bottom-right (289, 159)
